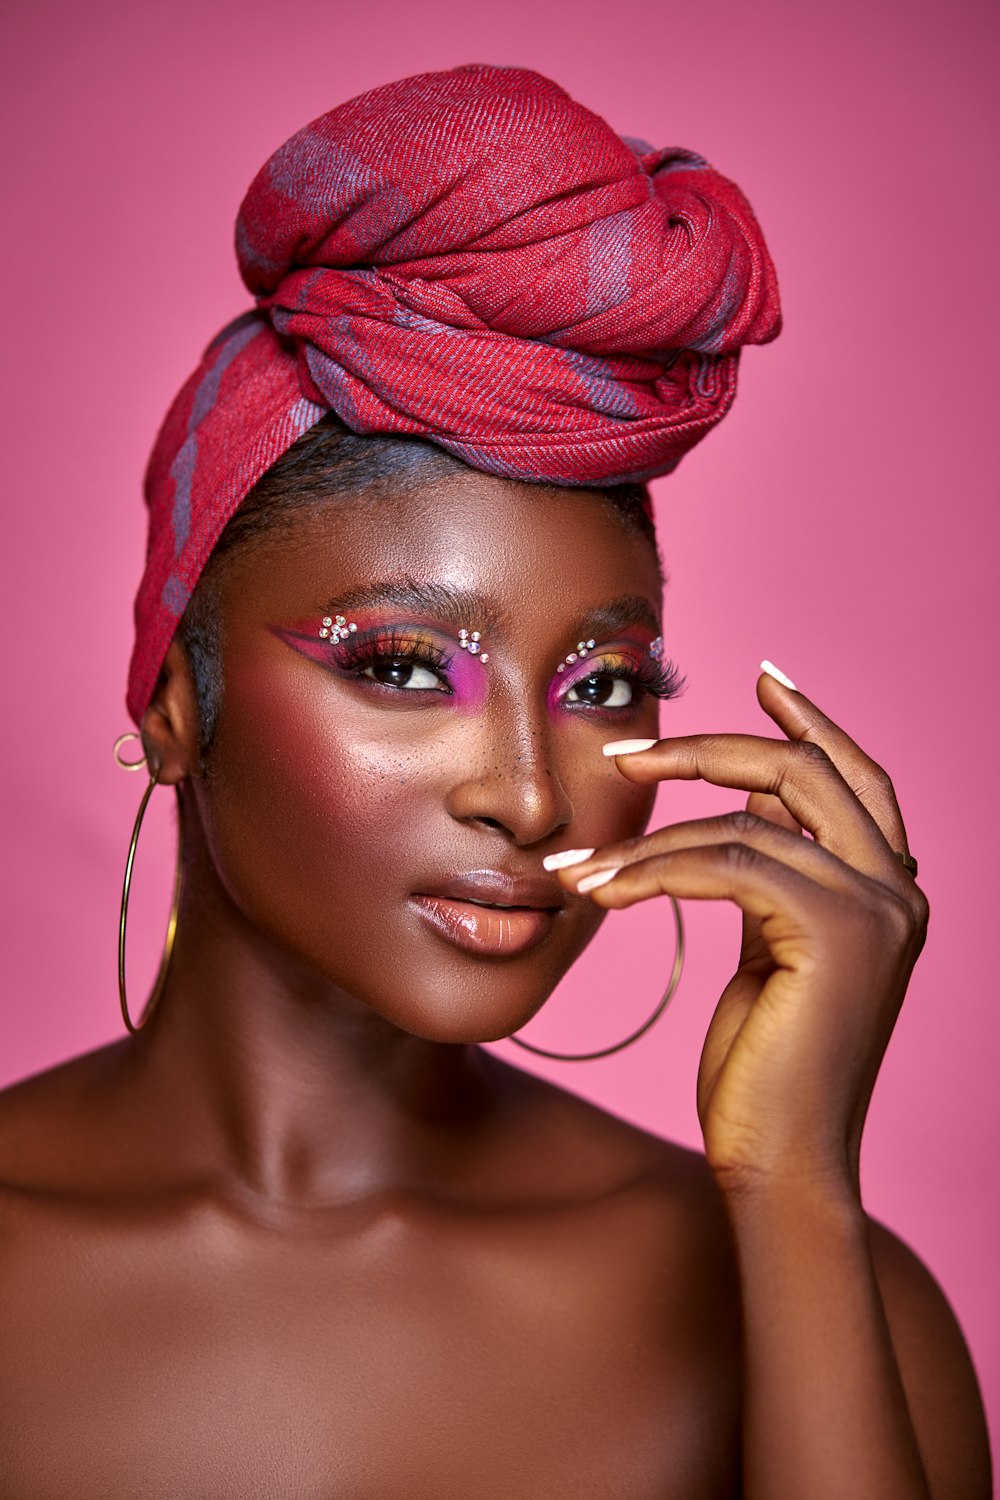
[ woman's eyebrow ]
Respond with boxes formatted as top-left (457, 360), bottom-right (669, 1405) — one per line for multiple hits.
top-left (320, 584), bottom-right (661, 639)
top-left (577, 596), bottom-right (662, 637)
top-left (321, 578), bottom-right (504, 631)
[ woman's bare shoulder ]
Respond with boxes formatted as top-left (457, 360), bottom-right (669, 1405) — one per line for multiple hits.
top-left (0, 1043), bottom-right (130, 1194)
top-left (0, 1044), bottom-right (731, 1271)
top-left (866, 1218), bottom-right (992, 1492)
top-left (485, 1052), bottom-right (727, 1225)
top-left (478, 1056), bottom-right (742, 1376)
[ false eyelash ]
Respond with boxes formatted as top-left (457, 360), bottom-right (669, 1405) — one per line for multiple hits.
top-left (637, 654), bottom-right (687, 701)
top-left (584, 656), bottom-right (687, 702)
top-left (326, 626), bottom-right (454, 680)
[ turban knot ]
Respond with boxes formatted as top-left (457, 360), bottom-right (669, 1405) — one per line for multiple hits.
top-left (129, 63), bottom-right (780, 722)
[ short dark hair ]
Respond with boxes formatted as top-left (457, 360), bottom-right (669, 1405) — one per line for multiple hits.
top-left (179, 410), bottom-right (658, 752)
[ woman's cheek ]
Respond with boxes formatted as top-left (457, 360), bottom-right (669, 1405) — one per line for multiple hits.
top-left (592, 769), bottom-right (657, 847)
top-left (200, 655), bottom-right (433, 942)
top-left (556, 708), bottom-right (661, 847)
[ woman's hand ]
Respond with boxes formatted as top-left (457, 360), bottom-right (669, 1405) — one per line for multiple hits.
top-left (555, 674), bottom-right (993, 1498)
top-left (555, 669), bottom-right (929, 1200)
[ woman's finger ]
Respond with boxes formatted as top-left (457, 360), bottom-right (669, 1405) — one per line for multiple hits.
top-left (746, 790), bottom-right (804, 837)
top-left (562, 808), bottom-right (875, 903)
top-left (569, 844), bottom-right (925, 1019)
top-left (607, 731), bottom-right (905, 888)
top-left (741, 794), bottom-right (801, 953)
top-left (574, 840), bottom-right (919, 954)
top-left (755, 670), bottom-right (912, 862)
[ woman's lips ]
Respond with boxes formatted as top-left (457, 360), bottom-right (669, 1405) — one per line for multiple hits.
top-left (411, 895), bottom-right (556, 957)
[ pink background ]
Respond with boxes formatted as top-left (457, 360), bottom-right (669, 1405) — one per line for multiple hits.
top-left (3, 0), bottom-right (997, 1457)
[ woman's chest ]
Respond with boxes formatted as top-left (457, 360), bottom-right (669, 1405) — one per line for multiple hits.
top-left (0, 1195), bottom-right (743, 1497)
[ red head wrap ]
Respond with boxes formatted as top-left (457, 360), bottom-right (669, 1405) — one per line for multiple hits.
top-left (128, 63), bottom-right (780, 723)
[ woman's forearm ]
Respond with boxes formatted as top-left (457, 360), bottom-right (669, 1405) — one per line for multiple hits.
top-left (724, 1175), bottom-right (931, 1499)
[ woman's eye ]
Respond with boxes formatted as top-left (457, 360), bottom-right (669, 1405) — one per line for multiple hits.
top-left (566, 674), bottom-right (634, 707)
top-left (363, 657), bottom-right (443, 690)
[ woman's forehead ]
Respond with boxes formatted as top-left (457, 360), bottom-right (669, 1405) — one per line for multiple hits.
top-left (219, 474), bottom-right (663, 626)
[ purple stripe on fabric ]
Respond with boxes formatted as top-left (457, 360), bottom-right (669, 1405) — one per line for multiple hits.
top-left (169, 433), bottom-right (198, 555)
top-left (691, 247), bottom-right (744, 353)
top-left (393, 304), bottom-right (465, 337)
top-left (652, 148), bottom-right (710, 174)
top-left (266, 132), bottom-right (415, 260)
top-left (162, 393), bottom-right (325, 629)
top-left (161, 572), bottom-right (190, 619)
top-left (584, 209), bottom-right (636, 320)
top-left (170, 318), bottom-right (261, 555)
top-left (235, 218), bottom-right (284, 280)
top-left (305, 327), bottom-right (388, 430)
top-left (269, 130), bottom-right (380, 214)
top-left (285, 394), bottom-right (327, 438)
top-left (563, 349), bottom-right (641, 419)
top-left (619, 135), bottom-right (656, 157)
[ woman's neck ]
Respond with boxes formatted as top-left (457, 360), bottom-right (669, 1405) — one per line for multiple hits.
top-left (119, 844), bottom-right (505, 1211)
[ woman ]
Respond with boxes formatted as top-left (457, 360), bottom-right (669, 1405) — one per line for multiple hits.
top-left (0, 63), bottom-right (990, 1497)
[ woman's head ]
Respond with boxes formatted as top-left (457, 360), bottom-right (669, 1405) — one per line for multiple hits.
top-left (145, 447), bottom-right (671, 1045)
top-left (128, 62), bottom-right (779, 1043)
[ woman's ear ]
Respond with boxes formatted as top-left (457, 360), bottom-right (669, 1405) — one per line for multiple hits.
top-left (140, 639), bottom-right (202, 785)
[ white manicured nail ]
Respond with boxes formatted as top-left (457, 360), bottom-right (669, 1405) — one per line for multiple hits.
top-left (576, 867), bottom-right (621, 893)
top-left (602, 738), bottom-right (658, 758)
top-left (542, 848), bottom-right (595, 871)
top-left (760, 660), bottom-right (797, 691)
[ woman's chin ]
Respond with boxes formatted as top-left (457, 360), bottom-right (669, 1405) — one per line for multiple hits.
top-left (374, 984), bottom-right (557, 1049)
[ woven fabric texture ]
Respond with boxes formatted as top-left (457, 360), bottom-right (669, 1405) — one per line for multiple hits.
top-left (128, 63), bottom-right (780, 722)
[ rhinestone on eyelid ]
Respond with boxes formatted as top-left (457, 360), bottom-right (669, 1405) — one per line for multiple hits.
top-left (319, 613), bottom-right (357, 644)
top-left (556, 637), bottom-right (600, 673)
top-left (458, 628), bottom-right (489, 663)
top-left (650, 636), bottom-right (665, 661)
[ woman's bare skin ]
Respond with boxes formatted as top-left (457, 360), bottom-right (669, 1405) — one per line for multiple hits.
top-left (0, 473), bottom-right (990, 1497)
top-left (1, 1045), bottom-right (747, 1496)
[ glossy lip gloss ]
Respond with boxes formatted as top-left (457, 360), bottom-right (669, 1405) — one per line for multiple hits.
top-left (409, 871), bottom-right (563, 959)
top-left (410, 897), bottom-right (555, 958)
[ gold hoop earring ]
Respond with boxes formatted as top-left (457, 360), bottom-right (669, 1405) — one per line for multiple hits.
top-left (114, 733), bottom-right (183, 1034)
top-left (508, 897), bottom-right (684, 1062)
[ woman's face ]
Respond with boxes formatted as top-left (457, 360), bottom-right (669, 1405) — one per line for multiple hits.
top-left (190, 470), bottom-right (671, 1043)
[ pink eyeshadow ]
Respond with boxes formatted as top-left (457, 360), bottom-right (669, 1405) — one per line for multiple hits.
top-left (273, 619), bottom-right (488, 708)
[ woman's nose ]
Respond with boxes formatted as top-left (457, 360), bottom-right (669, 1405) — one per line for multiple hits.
top-left (443, 717), bottom-right (574, 848)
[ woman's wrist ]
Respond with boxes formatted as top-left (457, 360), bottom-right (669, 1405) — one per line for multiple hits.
top-left (715, 1159), bottom-right (932, 1499)
top-left (710, 1156), bottom-right (864, 1231)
